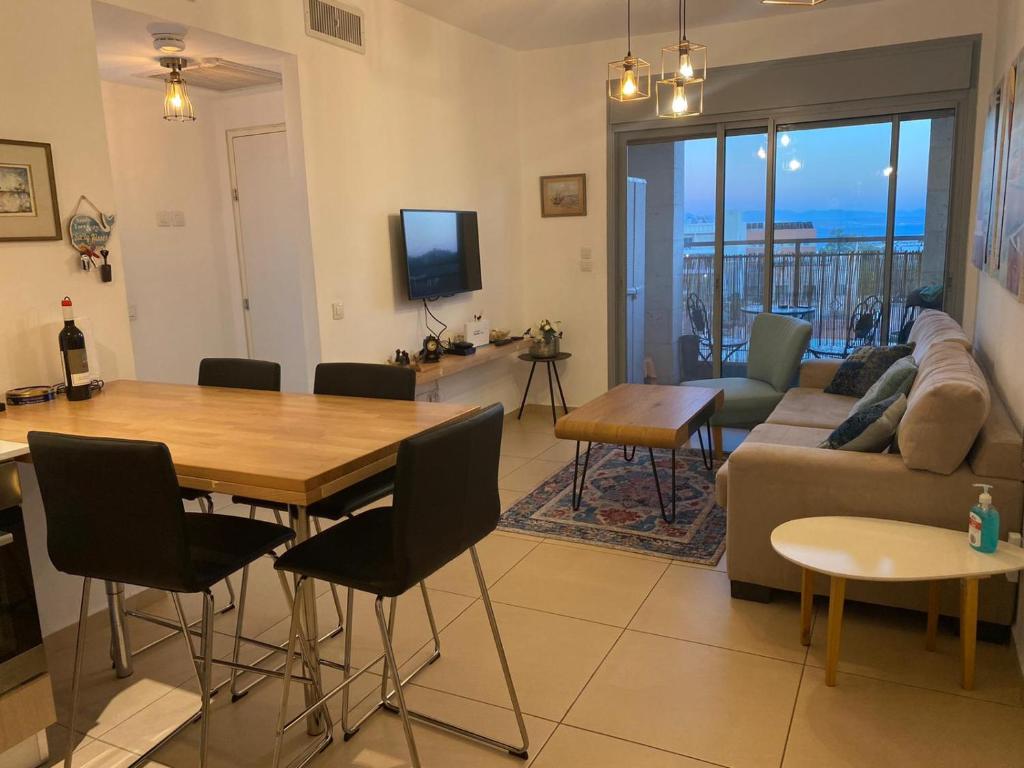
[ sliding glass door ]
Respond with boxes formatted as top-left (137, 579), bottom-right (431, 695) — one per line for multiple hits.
top-left (623, 108), bottom-right (956, 384)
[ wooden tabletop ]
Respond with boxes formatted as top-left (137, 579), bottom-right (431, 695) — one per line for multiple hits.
top-left (771, 517), bottom-right (1024, 582)
top-left (0, 380), bottom-right (477, 506)
top-left (554, 384), bottom-right (724, 449)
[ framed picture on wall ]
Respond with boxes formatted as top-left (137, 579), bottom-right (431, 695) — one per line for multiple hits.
top-left (0, 139), bottom-right (61, 242)
top-left (540, 173), bottom-right (587, 218)
top-left (972, 90), bottom-right (1000, 271)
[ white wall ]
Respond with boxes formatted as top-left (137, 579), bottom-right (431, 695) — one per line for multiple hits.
top-left (516, 0), bottom-right (998, 406)
top-left (969, 0), bottom-right (1024, 674)
top-left (0, 1), bottom-right (136, 394)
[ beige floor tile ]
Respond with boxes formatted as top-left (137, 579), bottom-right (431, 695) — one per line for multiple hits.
top-left (428, 532), bottom-right (542, 597)
top-left (414, 601), bottom-right (621, 721)
top-left (629, 564), bottom-right (810, 663)
top-left (538, 535), bottom-right (675, 565)
top-left (306, 684), bottom-right (555, 767)
top-left (498, 460), bottom-right (564, 492)
top-left (535, 439), bottom-right (579, 463)
top-left (499, 431), bottom-right (560, 459)
top-left (805, 600), bottom-right (1024, 706)
top-left (532, 726), bottom-right (715, 768)
top-left (36, 724), bottom-right (155, 768)
top-left (505, 407), bottom-right (559, 435)
top-left (489, 542), bottom-right (668, 627)
top-left (782, 667), bottom-right (1024, 768)
top-left (566, 630), bottom-right (802, 768)
top-left (500, 488), bottom-right (527, 511)
top-left (499, 454), bottom-right (531, 478)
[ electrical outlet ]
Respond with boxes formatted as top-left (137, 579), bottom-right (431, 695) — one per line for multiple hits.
top-left (580, 245), bottom-right (593, 272)
top-left (331, 302), bottom-right (344, 320)
top-left (171, 210), bottom-right (186, 227)
top-left (580, 259), bottom-right (593, 272)
top-left (127, 304), bottom-right (138, 321)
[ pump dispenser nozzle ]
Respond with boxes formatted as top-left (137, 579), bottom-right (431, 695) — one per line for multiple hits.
top-left (973, 483), bottom-right (993, 509)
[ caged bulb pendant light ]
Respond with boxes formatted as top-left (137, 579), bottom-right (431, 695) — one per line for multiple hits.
top-left (657, 0), bottom-right (706, 118)
top-left (607, 0), bottom-right (650, 102)
top-left (161, 57), bottom-right (196, 122)
top-left (762, 0), bottom-right (827, 6)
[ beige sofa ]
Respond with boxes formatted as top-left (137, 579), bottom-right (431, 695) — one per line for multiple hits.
top-left (718, 311), bottom-right (1024, 628)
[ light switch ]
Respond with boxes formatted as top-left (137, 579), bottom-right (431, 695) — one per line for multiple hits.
top-left (580, 246), bottom-right (593, 260)
top-left (127, 304), bottom-right (138, 321)
top-left (332, 302), bottom-right (344, 320)
top-left (156, 210), bottom-right (171, 227)
top-left (171, 210), bottom-right (186, 227)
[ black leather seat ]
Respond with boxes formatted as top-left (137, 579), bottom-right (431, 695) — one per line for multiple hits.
top-left (28, 431), bottom-right (295, 768)
top-left (271, 404), bottom-right (529, 767)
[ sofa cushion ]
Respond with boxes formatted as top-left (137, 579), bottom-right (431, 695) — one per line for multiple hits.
top-left (824, 344), bottom-right (915, 397)
top-left (968, 391), bottom-right (1024, 481)
top-left (682, 377), bottom-right (783, 427)
top-left (908, 309), bottom-right (972, 363)
top-left (821, 393), bottom-right (907, 452)
top-left (898, 340), bottom-right (990, 475)
top-left (715, 423), bottom-right (834, 507)
top-left (850, 355), bottom-right (918, 414)
top-left (766, 387), bottom-right (859, 430)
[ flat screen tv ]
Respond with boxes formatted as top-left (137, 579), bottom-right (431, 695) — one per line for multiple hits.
top-left (400, 209), bottom-right (482, 300)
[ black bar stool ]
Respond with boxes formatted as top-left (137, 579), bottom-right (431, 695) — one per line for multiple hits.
top-left (27, 431), bottom-right (320, 768)
top-left (227, 362), bottom-right (420, 700)
top-left (271, 404), bottom-right (529, 768)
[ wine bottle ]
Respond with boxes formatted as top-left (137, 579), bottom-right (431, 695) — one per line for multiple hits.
top-left (58, 296), bottom-right (91, 401)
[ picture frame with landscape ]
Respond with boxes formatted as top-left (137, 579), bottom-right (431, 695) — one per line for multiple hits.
top-left (540, 173), bottom-right (587, 218)
top-left (0, 139), bottom-right (61, 242)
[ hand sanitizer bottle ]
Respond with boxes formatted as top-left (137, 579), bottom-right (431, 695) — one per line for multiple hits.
top-left (968, 484), bottom-right (1000, 554)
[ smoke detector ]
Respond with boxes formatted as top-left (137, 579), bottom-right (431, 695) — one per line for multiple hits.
top-left (148, 23), bottom-right (189, 54)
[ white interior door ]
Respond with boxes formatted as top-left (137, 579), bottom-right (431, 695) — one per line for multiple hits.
top-left (229, 127), bottom-right (310, 392)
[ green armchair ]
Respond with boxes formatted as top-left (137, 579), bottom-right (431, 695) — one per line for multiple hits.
top-left (682, 313), bottom-right (811, 456)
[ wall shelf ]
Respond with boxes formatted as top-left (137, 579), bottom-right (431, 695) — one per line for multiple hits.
top-left (415, 340), bottom-right (531, 385)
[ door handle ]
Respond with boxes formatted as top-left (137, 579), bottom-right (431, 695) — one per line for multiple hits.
top-left (0, 533), bottom-right (13, 548)
top-left (626, 287), bottom-right (639, 297)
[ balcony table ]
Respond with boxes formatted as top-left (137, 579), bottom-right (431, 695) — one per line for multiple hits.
top-left (0, 379), bottom-right (477, 733)
top-left (740, 304), bottom-right (816, 321)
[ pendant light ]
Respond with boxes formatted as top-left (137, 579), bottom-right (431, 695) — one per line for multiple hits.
top-left (656, 0), bottom-right (706, 118)
top-left (762, 0), bottom-right (827, 5)
top-left (607, 0), bottom-right (650, 102)
top-left (160, 57), bottom-right (196, 122)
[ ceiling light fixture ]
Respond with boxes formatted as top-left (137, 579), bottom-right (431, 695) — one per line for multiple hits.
top-left (608, 0), bottom-right (650, 103)
top-left (761, 0), bottom-right (828, 6)
top-left (656, 0), bottom-right (706, 118)
top-left (160, 57), bottom-right (196, 122)
top-left (152, 32), bottom-right (186, 53)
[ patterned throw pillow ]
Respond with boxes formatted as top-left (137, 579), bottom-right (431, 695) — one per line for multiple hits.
top-left (849, 355), bottom-right (918, 415)
top-left (820, 393), bottom-right (908, 452)
top-left (824, 344), bottom-right (915, 398)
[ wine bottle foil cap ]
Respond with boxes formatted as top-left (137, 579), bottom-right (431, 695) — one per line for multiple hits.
top-left (62, 296), bottom-right (72, 307)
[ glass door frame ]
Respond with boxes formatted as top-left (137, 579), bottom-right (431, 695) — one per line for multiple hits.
top-left (610, 91), bottom-right (974, 387)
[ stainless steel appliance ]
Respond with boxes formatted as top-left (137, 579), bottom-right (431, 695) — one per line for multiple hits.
top-left (0, 462), bottom-right (45, 699)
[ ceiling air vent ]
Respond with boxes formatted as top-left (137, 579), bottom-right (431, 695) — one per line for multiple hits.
top-left (305, 0), bottom-right (365, 54)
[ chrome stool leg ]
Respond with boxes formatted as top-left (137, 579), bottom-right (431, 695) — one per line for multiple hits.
top-left (313, 517), bottom-right (346, 637)
top-left (199, 496), bottom-right (237, 614)
top-left (375, 595), bottom-right (422, 768)
top-left (65, 578), bottom-right (92, 768)
top-left (198, 591), bottom-right (216, 767)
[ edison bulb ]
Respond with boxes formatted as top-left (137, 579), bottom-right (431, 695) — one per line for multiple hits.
top-left (621, 67), bottom-right (638, 97)
top-left (170, 93), bottom-right (183, 109)
top-left (757, 146), bottom-right (767, 160)
top-left (672, 84), bottom-right (688, 115)
top-left (780, 133), bottom-right (791, 147)
top-left (679, 52), bottom-right (694, 79)
top-left (788, 158), bottom-right (802, 171)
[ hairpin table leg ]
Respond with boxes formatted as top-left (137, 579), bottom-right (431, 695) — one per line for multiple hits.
top-left (571, 441), bottom-right (592, 510)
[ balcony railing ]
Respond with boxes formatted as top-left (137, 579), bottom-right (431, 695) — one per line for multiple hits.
top-left (679, 234), bottom-right (938, 369)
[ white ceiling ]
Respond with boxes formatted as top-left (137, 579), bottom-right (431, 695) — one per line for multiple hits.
top-left (394, 0), bottom-right (871, 50)
top-left (92, 1), bottom-right (288, 90)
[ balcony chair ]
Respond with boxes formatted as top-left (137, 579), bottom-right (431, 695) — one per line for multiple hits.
top-left (810, 295), bottom-right (882, 359)
top-left (682, 313), bottom-right (811, 457)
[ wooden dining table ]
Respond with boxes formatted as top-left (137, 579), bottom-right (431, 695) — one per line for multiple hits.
top-left (0, 379), bottom-right (478, 732)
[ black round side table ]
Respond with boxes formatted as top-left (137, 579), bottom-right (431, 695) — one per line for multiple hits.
top-left (517, 352), bottom-right (571, 425)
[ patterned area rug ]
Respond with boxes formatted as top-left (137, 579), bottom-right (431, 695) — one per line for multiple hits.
top-left (499, 444), bottom-right (725, 564)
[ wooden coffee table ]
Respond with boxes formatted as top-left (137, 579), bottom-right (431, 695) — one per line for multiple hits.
top-left (771, 516), bottom-right (1024, 690)
top-left (554, 384), bottom-right (724, 523)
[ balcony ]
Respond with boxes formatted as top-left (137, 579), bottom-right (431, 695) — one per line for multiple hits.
top-left (679, 234), bottom-right (942, 381)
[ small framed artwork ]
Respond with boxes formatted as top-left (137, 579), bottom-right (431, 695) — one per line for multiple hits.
top-left (0, 139), bottom-right (61, 242)
top-left (540, 173), bottom-right (587, 218)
